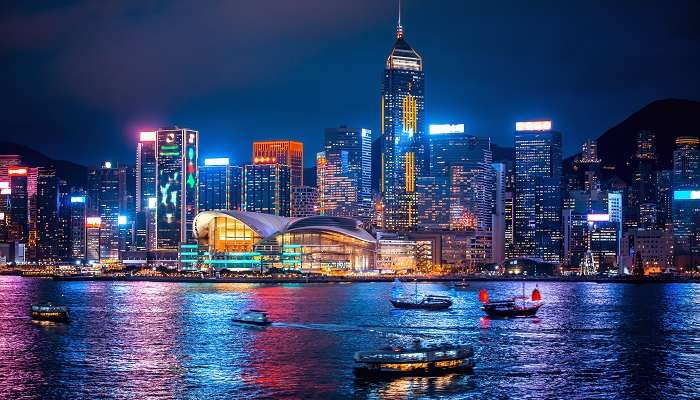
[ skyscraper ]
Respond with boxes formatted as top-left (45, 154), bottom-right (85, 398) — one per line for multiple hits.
top-left (198, 158), bottom-right (242, 211)
top-left (136, 131), bottom-right (157, 212)
top-left (98, 162), bottom-right (121, 262)
top-left (514, 120), bottom-right (562, 263)
top-left (252, 141), bottom-right (303, 187)
top-left (0, 155), bottom-right (21, 184)
top-left (35, 166), bottom-right (59, 262)
top-left (69, 195), bottom-right (87, 261)
top-left (672, 136), bottom-right (700, 265)
top-left (156, 127), bottom-right (199, 249)
top-left (243, 163), bottom-right (290, 216)
top-left (492, 163), bottom-right (507, 265)
top-left (627, 130), bottom-right (658, 231)
top-left (8, 166), bottom-right (29, 243)
top-left (381, 10), bottom-right (426, 230)
top-left (317, 127), bottom-right (372, 219)
top-left (428, 125), bottom-right (489, 176)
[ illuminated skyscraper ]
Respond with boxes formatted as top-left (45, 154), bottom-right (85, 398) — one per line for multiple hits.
top-left (243, 163), bottom-right (290, 216)
top-left (381, 10), bottom-right (426, 230)
top-left (86, 217), bottom-right (101, 262)
top-left (252, 141), bottom-right (303, 187)
top-left (35, 166), bottom-right (60, 262)
top-left (69, 195), bottom-right (87, 261)
top-left (0, 155), bottom-right (21, 184)
top-left (428, 125), bottom-right (489, 176)
top-left (514, 120), bottom-right (562, 263)
top-left (317, 127), bottom-right (372, 220)
top-left (155, 127), bottom-right (199, 249)
top-left (8, 166), bottom-right (29, 243)
top-left (198, 158), bottom-right (242, 211)
top-left (98, 162), bottom-right (121, 261)
top-left (672, 137), bottom-right (700, 265)
top-left (136, 131), bottom-right (157, 212)
top-left (656, 170), bottom-right (673, 228)
top-left (492, 163), bottom-right (507, 265)
top-left (627, 130), bottom-right (658, 231)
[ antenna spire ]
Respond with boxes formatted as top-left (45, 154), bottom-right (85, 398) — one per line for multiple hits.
top-left (396, 0), bottom-right (404, 38)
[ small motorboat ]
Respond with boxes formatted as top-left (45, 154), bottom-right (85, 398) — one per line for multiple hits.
top-left (391, 280), bottom-right (453, 310)
top-left (354, 339), bottom-right (474, 378)
top-left (31, 303), bottom-right (69, 322)
top-left (233, 309), bottom-right (271, 326)
top-left (479, 284), bottom-right (542, 318)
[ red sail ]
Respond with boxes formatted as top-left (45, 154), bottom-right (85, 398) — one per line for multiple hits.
top-left (531, 288), bottom-right (541, 301)
top-left (479, 289), bottom-right (489, 304)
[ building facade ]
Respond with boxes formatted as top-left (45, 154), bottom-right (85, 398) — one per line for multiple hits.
top-left (198, 158), bottom-right (242, 211)
top-left (317, 127), bottom-right (372, 220)
top-left (155, 127), bottom-right (199, 249)
top-left (291, 186), bottom-right (319, 217)
top-left (513, 121), bottom-right (562, 263)
top-left (253, 141), bottom-right (303, 187)
top-left (243, 163), bottom-right (290, 217)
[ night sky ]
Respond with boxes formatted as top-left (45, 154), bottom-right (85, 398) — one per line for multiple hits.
top-left (2, 0), bottom-right (699, 167)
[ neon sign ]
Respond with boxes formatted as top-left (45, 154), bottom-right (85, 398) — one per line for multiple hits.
top-left (516, 120), bottom-right (552, 132)
top-left (674, 190), bottom-right (700, 200)
top-left (429, 124), bottom-right (465, 134)
top-left (204, 158), bottom-right (230, 166)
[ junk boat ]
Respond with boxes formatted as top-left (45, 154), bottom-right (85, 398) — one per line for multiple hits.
top-left (391, 280), bottom-right (452, 310)
top-left (354, 339), bottom-right (474, 378)
top-left (31, 303), bottom-right (69, 322)
top-left (233, 310), bottom-right (271, 326)
top-left (479, 284), bottom-right (542, 318)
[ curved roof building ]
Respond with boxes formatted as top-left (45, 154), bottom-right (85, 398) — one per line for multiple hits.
top-left (192, 211), bottom-right (376, 272)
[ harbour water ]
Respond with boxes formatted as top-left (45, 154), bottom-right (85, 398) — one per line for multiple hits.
top-left (1, 276), bottom-right (700, 399)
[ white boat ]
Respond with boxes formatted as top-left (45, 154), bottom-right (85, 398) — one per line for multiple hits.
top-left (233, 309), bottom-right (271, 326)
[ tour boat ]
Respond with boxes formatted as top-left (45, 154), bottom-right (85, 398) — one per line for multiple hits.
top-left (233, 309), bottom-right (272, 326)
top-left (31, 303), bottom-right (69, 322)
top-left (479, 284), bottom-right (542, 318)
top-left (391, 280), bottom-right (452, 310)
top-left (354, 339), bottom-right (474, 378)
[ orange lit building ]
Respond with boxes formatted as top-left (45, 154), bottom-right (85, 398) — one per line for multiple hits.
top-left (253, 141), bottom-right (303, 187)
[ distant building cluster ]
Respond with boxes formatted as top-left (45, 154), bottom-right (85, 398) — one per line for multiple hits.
top-left (1, 18), bottom-right (699, 276)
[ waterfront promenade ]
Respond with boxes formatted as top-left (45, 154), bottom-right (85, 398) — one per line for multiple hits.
top-left (3, 269), bottom-right (699, 284)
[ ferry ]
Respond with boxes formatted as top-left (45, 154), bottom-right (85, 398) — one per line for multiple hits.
top-left (31, 303), bottom-right (69, 322)
top-left (233, 310), bottom-right (272, 326)
top-left (479, 284), bottom-right (542, 318)
top-left (354, 340), bottom-right (474, 378)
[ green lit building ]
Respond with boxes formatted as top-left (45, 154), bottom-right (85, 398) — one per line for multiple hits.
top-left (155, 127), bottom-right (199, 249)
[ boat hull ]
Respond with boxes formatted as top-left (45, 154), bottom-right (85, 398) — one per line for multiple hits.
top-left (481, 303), bottom-right (541, 318)
top-left (354, 358), bottom-right (475, 378)
top-left (390, 300), bottom-right (452, 310)
top-left (31, 311), bottom-right (69, 322)
top-left (232, 318), bottom-right (271, 326)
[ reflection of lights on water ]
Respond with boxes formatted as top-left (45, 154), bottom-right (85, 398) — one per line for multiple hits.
top-left (479, 317), bottom-right (491, 330)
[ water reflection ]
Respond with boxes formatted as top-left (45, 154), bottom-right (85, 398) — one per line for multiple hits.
top-left (1, 277), bottom-right (700, 399)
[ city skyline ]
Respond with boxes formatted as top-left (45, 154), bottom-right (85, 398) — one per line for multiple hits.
top-left (2, 1), bottom-right (700, 167)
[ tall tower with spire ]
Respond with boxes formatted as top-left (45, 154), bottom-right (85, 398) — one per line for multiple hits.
top-left (380, 1), bottom-right (426, 231)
